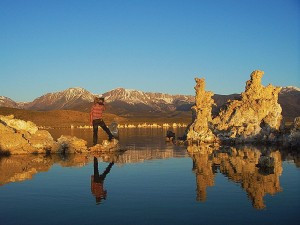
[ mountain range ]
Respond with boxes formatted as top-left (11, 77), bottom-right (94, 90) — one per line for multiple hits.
top-left (0, 86), bottom-right (299, 121)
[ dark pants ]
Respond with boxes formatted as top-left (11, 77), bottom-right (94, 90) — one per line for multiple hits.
top-left (93, 157), bottom-right (114, 182)
top-left (93, 119), bottom-right (113, 145)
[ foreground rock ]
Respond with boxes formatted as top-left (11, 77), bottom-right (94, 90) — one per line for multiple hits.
top-left (0, 115), bottom-right (120, 155)
top-left (0, 115), bottom-right (38, 134)
top-left (186, 70), bottom-right (299, 146)
top-left (0, 115), bottom-right (58, 154)
top-left (90, 139), bottom-right (120, 152)
top-left (29, 130), bottom-right (60, 153)
top-left (57, 135), bottom-right (88, 153)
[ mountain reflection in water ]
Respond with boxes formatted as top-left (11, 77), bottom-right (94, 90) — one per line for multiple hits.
top-left (0, 142), bottom-right (299, 211)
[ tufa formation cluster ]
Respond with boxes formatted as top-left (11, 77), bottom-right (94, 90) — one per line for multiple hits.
top-left (187, 70), bottom-right (299, 146)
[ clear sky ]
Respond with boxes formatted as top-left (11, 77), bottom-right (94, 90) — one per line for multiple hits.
top-left (0, 0), bottom-right (299, 102)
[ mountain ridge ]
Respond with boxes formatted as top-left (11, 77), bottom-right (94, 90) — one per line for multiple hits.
top-left (0, 86), bottom-right (299, 121)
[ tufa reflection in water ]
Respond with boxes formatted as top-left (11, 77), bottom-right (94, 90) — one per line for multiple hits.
top-left (188, 144), bottom-right (287, 209)
top-left (0, 154), bottom-right (90, 185)
top-left (0, 145), bottom-right (298, 210)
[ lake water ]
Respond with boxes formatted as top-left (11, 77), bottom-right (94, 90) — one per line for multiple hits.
top-left (0, 128), bottom-right (299, 225)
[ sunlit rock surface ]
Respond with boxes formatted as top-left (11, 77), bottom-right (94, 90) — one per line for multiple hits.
top-left (0, 122), bottom-right (35, 154)
top-left (0, 115), bottom-right (58, 154)
top-left (189, 145), bottom-right (283, 209)
top-left (0, 114), bottom-right (124, 154)
top-left (0, 115), bottom-right (38, 134)
top-left (28, 130), bottom-right (60, 153)
top-left (89, 139), bottom-right (119, 152)
top-left (57, 135), bottom-right (88, 153)
top-left (186, 78), bottom-right (217, 143)
top-left (187, 70), bottom-right (286, 144)
top-left (213, 70), bottom-right (283, 142)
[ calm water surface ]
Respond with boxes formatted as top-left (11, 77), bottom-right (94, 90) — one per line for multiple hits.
top-left (0, 128), bottom-right (299, 225)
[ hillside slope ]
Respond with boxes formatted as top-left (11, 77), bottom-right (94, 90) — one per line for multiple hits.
top-left (0, 107), bottom-right (125, 128)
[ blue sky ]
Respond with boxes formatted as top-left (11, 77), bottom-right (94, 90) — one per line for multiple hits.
top-left (0, 0), bottom-right (299, 101)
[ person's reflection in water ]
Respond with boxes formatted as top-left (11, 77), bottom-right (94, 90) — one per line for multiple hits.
top-left (91, 157), bottom-right (114, 204)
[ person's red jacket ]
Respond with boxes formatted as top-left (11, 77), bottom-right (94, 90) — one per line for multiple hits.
top-left (90, 104), bottom-right (105, 122)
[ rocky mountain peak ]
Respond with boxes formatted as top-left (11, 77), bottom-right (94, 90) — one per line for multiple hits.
top-left (61, 87), bottom-right (95, 101)
top-left (0, 96), bottom-right (19, 108)
top-left (103, 88), bottom-right (149, 104)
top-left (280, 86), bottom-right (300, 94)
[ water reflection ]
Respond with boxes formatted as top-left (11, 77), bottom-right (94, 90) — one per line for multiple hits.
top-left (91, 157), bottom-right (114, 204)
top-left (0, 154), bottom-right (90, 186)
top-left (0, 147), bottom-right (187, 186)
top-left (0, 143), bottom-right (299, 210)
top-left (188, 145), bottom-right (285, 209)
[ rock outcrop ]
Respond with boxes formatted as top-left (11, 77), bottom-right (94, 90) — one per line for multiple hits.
top-left (187, 70), bottom-right (286, 144)
top-left (0, 115), bottom-right (58, 154)
top-left (0, 115), bottom-right (38, 134)
top-left (28, 130), bottom-right (60, 153)
top-left (284, 117), bottom-right (300, 148)
top-left (57, 135), bottom-right (88, 153)
top-left (186, 78), bottom-right (217, 143)
top-left (0, 115), bottom-right (120, 155)
top-left (90, 139), bottom-right (119, 152)
top-left (213, 70), bottom-right (283, 142)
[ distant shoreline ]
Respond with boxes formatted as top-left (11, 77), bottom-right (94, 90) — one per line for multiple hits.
top-left (0, 106), bottom-right (192, 129)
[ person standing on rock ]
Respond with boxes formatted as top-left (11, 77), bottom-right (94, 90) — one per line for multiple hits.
top-left (90, 97), bottom-right (114, 145)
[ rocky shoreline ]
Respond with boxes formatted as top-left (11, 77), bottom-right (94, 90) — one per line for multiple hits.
top-left (0, 115), bottom-right (119, 155)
